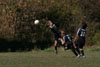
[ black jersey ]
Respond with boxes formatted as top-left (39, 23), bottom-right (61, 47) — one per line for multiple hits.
top-left (63, 35), bottom-right (72, 44)
top-left (49, 25), bottom-right (61, 40)
top-left (77, 28), bottom-right (86, 39)
top-left (63, 35), bottom-right (73, 49)
top-left (49, 26), bottom-right (60, 35)
top-left (76, 28), bottom-right (86, 48)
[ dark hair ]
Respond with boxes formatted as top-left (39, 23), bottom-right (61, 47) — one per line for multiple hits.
top-left (81, 22), bottom-right (87, 29)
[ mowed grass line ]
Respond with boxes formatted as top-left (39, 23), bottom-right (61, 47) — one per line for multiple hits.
top-left (0, 47), bottom-right (100, 67)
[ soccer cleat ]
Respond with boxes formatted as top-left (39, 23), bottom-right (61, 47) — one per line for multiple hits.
top-left (80, 54), bottom-right (82, 56)
top-left (76, 54), bottom-right (80, 58)
top-left (55, 50), bottom-right (58, 54)
top-left (82, 56), bottom-right (86, 58)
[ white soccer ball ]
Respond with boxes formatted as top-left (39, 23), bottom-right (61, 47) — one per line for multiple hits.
top-left (34, 20), bottom-right (39, 24)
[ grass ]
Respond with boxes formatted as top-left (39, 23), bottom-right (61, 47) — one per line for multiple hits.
top-left (0, 47), bottom-right (100, 67)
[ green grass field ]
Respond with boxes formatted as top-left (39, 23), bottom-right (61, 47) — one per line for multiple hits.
top-left (0, 47), bottom-right (100, 67)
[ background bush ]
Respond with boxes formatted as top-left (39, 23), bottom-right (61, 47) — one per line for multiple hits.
top-left (0, 0), bottom-right (100, 51)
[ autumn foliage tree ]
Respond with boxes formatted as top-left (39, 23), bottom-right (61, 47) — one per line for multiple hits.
top-left (0, 0), bottom-right (99, 51)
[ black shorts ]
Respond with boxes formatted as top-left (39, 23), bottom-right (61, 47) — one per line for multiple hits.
top-left (75, 40), bottom-right (85, 48)
top-left (54, 34), bottom-right (61, 40)
top-left (65, 43), bottom-right (74, 49)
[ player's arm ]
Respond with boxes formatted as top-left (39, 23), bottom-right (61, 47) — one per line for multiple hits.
top-left (65, 42), bottom-right (68, 49)
top-left (58, 38), bottom-right (64, 45)
top-left (73, 34), bottom-right (79, 48)
top-left (73, 28), bottom-right (81, 48)
top-left (73, 28), bottom-right (81, 43)
top-left (65, 42), bottom-right (68, 47)
top-left (73, 34), bottom-right (79, 43)
top-left (64, 36), bottom-right (69, 49)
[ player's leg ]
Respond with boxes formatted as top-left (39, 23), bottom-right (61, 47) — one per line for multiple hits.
top-left (80, 48), bottom-right (86, 58)
top-left (54, 34), bottom-right (59, 54)
top-left (74, 43), bottom-right (80, 55)
top-left (79, 44), bottom-right (86, 58)
top-left (71, 45), bottom-right (78, 56)
top-left (54, 40), bottom-right (58, 54)
top-left (80, 48), bottom-right (84, 56)
top-left (58, 38), bottom-right (64, 45)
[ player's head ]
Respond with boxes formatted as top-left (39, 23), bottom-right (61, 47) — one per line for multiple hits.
top-left (61, 30), bottom-right (65, 37)
top-left (48, 20), bottom-right (55, 26)
top-left (81, 22), bottom-right (87, 29)
top-left (48, 20), bottom-right (53, 26)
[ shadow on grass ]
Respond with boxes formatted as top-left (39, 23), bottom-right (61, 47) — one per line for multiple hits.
top-left (0, 38), bottom-right (52, 52)
top-left (0, 38), bottom-right (34, 52)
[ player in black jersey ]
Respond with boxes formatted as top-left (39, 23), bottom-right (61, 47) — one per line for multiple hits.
top-left (73, 22), bottom-right (87, 58)
top-left (61, 31), bottom-right (78, 56)
top-left (48, 21), bottom-right (64, 54)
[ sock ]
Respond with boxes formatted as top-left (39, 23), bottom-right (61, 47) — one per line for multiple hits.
top-left (55, 46), bottom-right (58, 54)
top-left (80, 50), bottom-right (84, 56)
top-left (55, 46), bottom-right (57, 51)
top-left (75, 48), bottom-right (80, 55)
top-left (71, 48), bottom-right (78, 56)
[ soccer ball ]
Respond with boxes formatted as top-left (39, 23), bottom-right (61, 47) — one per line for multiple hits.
top-left (34, 20), bottom-right (39, 24)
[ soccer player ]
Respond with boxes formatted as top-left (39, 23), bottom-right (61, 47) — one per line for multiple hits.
top-left (61, 31), bottom-right (78, 57)
top-left (73, 22), bottom-right (87, 58)
top-left (48, 21), bottom-right (64, 54)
